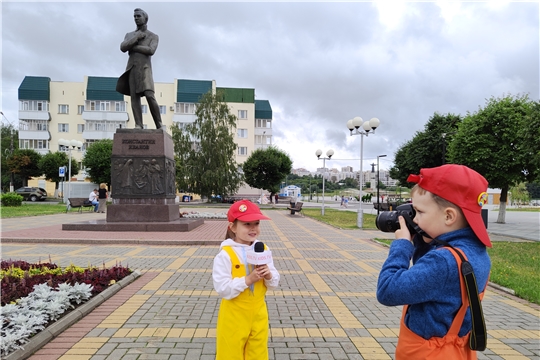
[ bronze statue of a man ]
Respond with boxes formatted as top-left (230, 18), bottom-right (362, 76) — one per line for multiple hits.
top-left (116, 8), bottom-right (162, 130)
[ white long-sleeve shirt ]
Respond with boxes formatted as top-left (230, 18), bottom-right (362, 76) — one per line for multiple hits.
top-left (213, 239), bottom-right (280, 300)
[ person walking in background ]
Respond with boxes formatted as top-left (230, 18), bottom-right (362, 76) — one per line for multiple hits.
top-left (97, 183), bottom-right (108, 213)
top-left (275, 194), bottom-right (279, 204)
top-left (213, 200), bottom-right (280, 360)
top-left (88, 189), bottom-right (99, 212)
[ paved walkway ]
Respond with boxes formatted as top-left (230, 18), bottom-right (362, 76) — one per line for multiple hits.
top-left (1, 208), bottom-right (539, 359)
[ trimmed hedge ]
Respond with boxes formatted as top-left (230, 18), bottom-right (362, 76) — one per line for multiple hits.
top-left (0, 193), bottom-right (23, 207)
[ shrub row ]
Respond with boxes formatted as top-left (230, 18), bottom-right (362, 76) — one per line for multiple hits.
top-left (0, 193), bottom-right (23, 207)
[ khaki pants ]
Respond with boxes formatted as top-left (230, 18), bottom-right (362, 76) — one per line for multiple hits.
top-left (98, 198), bottom-right (107, 213)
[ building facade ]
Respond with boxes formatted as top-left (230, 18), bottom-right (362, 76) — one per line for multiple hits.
top-left (18, 76), bottom-right (273, 191)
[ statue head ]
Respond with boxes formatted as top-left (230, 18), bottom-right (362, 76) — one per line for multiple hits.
top-left (133, 8), bottom-right (148, 26)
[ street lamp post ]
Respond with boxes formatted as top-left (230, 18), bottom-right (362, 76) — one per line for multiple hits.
top-left (346, 117), bottom-right (381, 228)
top-left (315, 149), bottom-right (334, 216)
top-left (377, 154), bottom-right (387, 214)
top-left (58, 139), bottom-right (83, 207)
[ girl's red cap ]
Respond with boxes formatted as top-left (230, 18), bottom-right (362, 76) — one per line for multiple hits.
top-left (227, 200), bottom-right (271, 222)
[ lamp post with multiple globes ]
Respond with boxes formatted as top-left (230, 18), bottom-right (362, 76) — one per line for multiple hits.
top-left (315, 149), bottom-right (334, 216)
top-left (346, 117), bottom-right (381, 228)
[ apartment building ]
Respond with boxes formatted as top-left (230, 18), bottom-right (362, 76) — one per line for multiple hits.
top-left (17, 75), bottom-right (273, 185)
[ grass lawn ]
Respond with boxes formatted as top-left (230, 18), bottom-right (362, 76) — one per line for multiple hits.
top-left (502, 207), bottom-right (540, 212)
top-left (1, 203), bottom-right (69, 218)
top-left (302, 208), bottom-right (377, 229)
top-left (300, 210), bottom-right (539, 305)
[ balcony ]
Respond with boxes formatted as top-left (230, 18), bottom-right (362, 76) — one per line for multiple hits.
top-left (19, 110), bottom-right (50, 121)
top-left (82, 111), bottom-right (128, 121)
top-left (173, 113), bottom-right (197, 124)
top-left (19, 130), bottom-right (51, 141)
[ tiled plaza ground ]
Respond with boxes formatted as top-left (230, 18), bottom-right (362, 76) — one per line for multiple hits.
top-left (1, 209), bottom-right (539, 359)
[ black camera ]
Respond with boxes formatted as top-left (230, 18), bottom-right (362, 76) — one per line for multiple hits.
top-left (376, 203), bottom-right (416, 233)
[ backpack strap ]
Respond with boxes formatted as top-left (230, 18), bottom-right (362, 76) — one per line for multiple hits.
top-left (436, 240), bottom-right (487, 351)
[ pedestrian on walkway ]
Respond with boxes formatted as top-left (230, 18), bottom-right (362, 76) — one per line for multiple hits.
top-left (88, 189), bottom-right (99, 212)
top-left (213, 200), bottom-right (280, 360)
top-left (97, 183), bottom-right (108, 213)
top-left (376, 164), bottom-right (491, 359)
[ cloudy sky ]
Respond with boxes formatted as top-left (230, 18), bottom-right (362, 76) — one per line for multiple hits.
top-left (1, 1), bottom-right (538, 173)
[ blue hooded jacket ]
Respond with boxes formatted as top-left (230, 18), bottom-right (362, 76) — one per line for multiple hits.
top-left (377, 227), bottom-right (491, 339)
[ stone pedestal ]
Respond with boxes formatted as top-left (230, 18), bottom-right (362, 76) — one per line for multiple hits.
top-left (62, 129), bottom-right (203, 232)
top-left (107, 128), bottom-right (179, 223)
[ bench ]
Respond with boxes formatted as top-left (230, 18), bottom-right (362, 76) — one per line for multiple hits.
top-left (66, 198), bottom-right (94, 213)
top-left (287, 202), bottom-right (304, 216)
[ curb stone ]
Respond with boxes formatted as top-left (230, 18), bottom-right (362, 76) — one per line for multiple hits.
top-left (4, 270), bottom-right (141, 360)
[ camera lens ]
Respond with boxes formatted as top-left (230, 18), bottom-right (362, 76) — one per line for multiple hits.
top-left (376, 211), bottom-right (400, 232)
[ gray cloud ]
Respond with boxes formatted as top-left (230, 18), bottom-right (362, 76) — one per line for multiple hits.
top-left (2, 1), bottom-right (538, 172)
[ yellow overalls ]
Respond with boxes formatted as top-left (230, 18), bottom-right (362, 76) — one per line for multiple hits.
top-left (216, 246), bottom-right (269, 360)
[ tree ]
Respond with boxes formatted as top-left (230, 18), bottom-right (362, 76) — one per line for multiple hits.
top-left (525, 182), bottom-right (540, 200)
top-left (517, 100), bottom-right (540, 182)
top-left (242, 147), bottom-right (293, 200)
top-left (448, 94), bottom-right (534, 223)
top-left (1, 124), bottom-right (21, 191)
top-left (389, 113), bottom-right (461, 186)
top-left (39, 152), bottom-right (79, 196)
top-left (6, 149), bottom-right (42, 186)
top-left (171, 91), bottom-right (242, 200)
top-left (82, 139), bottom-right (113, 186)
top-left (509, 183), bottom-right (529, 207)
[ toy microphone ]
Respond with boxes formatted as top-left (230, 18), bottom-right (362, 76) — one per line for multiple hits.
top-left (247, 241), bottom-right (272, 265)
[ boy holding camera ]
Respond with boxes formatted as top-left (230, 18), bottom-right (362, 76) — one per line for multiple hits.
top-left (377, 164), bottom-right (491, 359)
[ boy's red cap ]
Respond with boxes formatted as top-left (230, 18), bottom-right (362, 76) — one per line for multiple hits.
top-left (227, 200), bottom-right (270, 222)
top-left (407, 164), bottom-right (492, 247)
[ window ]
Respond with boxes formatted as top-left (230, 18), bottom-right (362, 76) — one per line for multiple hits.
top-left (19, 139), bottom-right (48, 150)
top-left (78, 105), bottom-right (84, 114)
top-left (58, 123), bottom-right (69, 133)
top-left (256, 119), bottom-right (272, 128)
top-left (176, 103), bottom-right (196, 114)
top-left (77, 124), bottom-right (85, 133)
top-left (141, 105), bottom-right (148, 114)
top-left (20, 100), bottom-right (49, 111)
top-left (58, 104), bottom-right (69, 114)
top-left (36, 122), bottom-right (47, 131)
top-left (238, 147), bottom-right (248, 156)
top-left (237, 129), bottom-right (248, 138)
top-left (115, 102), bottom-right (126, 112)
top-left (255, 135), bottom-right (271, 145)
top-left (159, 105), bottom-right (166, 114)
top-left (86, 100), bottom-right (115, 111)
top-left (238, 110), bottom-right (248, 119)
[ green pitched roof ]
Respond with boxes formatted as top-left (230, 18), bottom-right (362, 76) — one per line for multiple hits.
top-left (18, 76), bottom-right (51, 101)
top-left (177, 79), bottom-right (212, 103)
top-left (255, 100), bottom-right (272, 119)
top-left (87, 76), bottom-right (124, 101)
top-left (216, 87), bottom-right (254, 103)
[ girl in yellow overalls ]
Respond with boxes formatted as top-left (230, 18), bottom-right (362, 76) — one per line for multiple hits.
top-left (213, 200), bottom-right (280, 360)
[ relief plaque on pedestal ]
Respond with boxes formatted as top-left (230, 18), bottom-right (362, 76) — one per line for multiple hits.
top-left (107, 128), bottom-right (179, 223)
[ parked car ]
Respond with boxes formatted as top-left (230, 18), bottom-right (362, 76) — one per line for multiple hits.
top-left (14, 187), bottom-right (47, 202)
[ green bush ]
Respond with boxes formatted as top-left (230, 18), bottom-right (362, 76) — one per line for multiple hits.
top-left (1, 193), bottom-right (23, 207)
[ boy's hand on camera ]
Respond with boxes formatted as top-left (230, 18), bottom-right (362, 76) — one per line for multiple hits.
top-left (395, 216), bottom-right (412, 243)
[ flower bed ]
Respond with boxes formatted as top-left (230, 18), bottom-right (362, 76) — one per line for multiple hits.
top-left (1, 260), bottom-right (132, 306)
top-left (180, 211), bottom-right (227, 219)
top-left (1, 260), bottom-right (132, 357)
